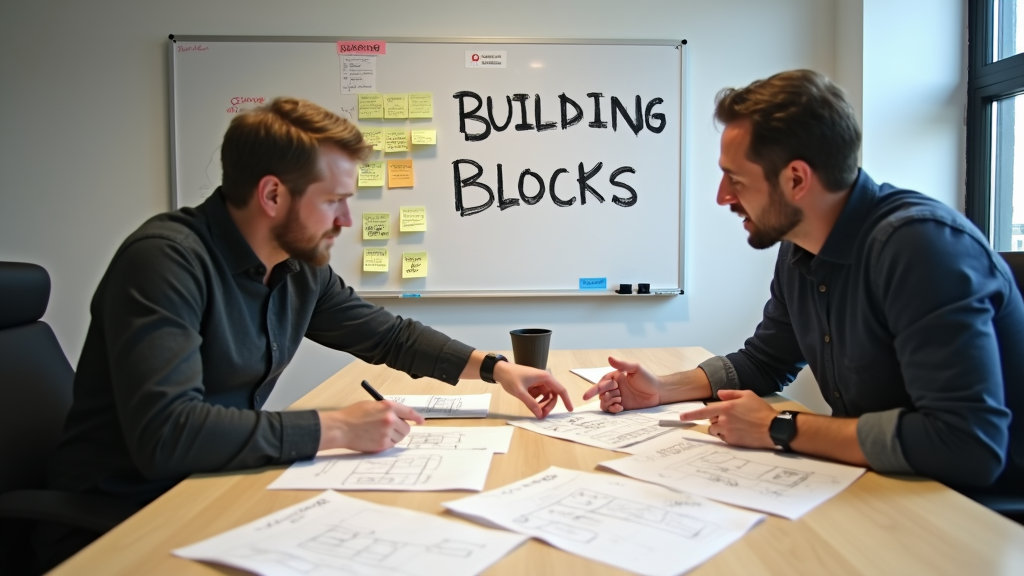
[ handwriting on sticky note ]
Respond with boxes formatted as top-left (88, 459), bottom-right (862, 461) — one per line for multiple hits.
top-left (383, 129), bottom-right (408, 153)
top-left (400, 206), bottom-right (427, 232)
top-left (361, 128), bottom-right (383, 151)
top-left (358, 94), bottom-right (383, 119)
top-left (362, 212), bottom-right (390, 240)
top-left (358, 162), bottom-right (385, 187)
top-left (363, 248), bottom-right (389, 272)
top-left (411, 130), bottom-right (436, 145)
top-left (383, 94), bottom-right (408, 119)
top-left (387, 159), bottom-right (414, 188)
top-left (408, 93), bottom-right (433, 118)
top-left (403, 252), bottom-right (428, 278)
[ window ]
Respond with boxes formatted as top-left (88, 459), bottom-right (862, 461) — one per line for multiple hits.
top-left (967, 0), bottom-right (1024, 250)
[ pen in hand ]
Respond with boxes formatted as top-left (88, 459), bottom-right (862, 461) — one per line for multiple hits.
top-left (361, 380), bottom-right (385, 401)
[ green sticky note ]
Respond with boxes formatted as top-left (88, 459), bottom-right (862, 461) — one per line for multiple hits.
top-left (400, 206), bottom-right (427, 232)
top-left (362, 212), bottom-right (390, 240)
top-left (358, 162), bottom-right (385, 187)
top-left (358, 94), bottom-right (383, 119)
top-left (408, 92), bottom-right (433, 118)
top-left (363, 248), bottom-right (388, 272)
top-left (383, 93), bottom-right (409, 119)
top-left (402, 251), bottom-right (428, 278)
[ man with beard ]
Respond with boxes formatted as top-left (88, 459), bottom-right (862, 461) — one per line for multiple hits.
top-left (37, 97), bottom-right (572, 570)
top-left (584, 70), bottom-right (1023, 497)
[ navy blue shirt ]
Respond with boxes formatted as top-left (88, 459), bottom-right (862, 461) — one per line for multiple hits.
top-left (701, 170), bottom-right (1024, 489)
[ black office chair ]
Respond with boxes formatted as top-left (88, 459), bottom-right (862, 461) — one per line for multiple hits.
top-left (0, 262), bottom-right (137, 575)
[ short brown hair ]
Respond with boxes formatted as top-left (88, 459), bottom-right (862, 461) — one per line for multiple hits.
top-left (220, 97), bottom-right (372, 207)
top-left (714, 70), bottom-right (861, 192)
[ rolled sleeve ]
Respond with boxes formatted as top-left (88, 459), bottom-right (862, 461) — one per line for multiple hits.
top-left (857, 408), bottom-right (915, 474)
top-left (698, 356), bottom-right (740, 399)
top-left (278, 410), bottom-right (322, 462)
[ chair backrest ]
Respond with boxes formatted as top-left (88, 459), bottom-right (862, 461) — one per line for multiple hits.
top-left (0, 262), bottom-right (74, 495)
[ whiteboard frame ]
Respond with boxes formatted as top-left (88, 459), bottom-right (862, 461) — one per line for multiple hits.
top-left (168, 35), bottom-right (687, 298)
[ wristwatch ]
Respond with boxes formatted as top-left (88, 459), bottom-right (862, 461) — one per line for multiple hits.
top-left (479, 353), bottom-right (508, 384)
top-left (769, 410), bottom-right (799, 452)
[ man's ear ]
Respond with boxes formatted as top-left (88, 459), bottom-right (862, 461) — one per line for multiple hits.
top-left (254, 175), bottom-right (285, 218)
top-left (783, 160), bottom-right (813, 202)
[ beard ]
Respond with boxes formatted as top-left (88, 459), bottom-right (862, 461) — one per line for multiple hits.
top-left (733, 180), bottom-right (803, 250)
top-left (271, 203), bottom-right (340, 267)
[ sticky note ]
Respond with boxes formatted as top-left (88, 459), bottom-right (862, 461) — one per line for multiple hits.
top-left (411, 130), bottom-right (436, 145)
top-left (362, 212), bottom-right (390, 240)
top-left (362, 128), bottom-right (383, 150)
top-left (400, 206), bottom-right (427, 232)
top-left (383, 93), bottom-right (409, 118)
top-left (387, 159), bottom-right (414, 188)
top-left (579, 277), bottom-right (607, 290)
top-left (383, 129), bottom-right (409, 153)
top-left (358, 162), bottom-right (385, 187)
top-left (337, 40), bottom-right (387, 55)
top-left (363, 248), bottom-right (388, 272)
top-left (358, 94), bottom-right (383, 119)
top-left (403, 252), bottom-right (428, 278)
top-left (408, 92), bottom-right (433, 118)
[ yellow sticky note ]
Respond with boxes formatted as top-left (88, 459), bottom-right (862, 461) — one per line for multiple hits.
top-left (408, 92), bottom-right (433, 118)
top-left (383, 93), bottom-right (408, 118)
top-left (400, 206), bottom-right (427, 232)
top-left (402, 252), bottom-right (428, 278)
top-left (362, 212), bottom-right (390, 240)
top-left (362, 128), bottom-right (383, 151)
top-left (411, 130), bottom-right (436, 145)
top-left (358, 94), bottom-right (383, 119)
top-left (383, 129), bottom-right (409, 153)
top-left (363, 248), bottom-right (388, 272)
top-left (387, 159), bottom-right (414, 188)
top-left (358, 162), bottom-right (385, 187)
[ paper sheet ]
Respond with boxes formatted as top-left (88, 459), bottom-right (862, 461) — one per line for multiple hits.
top-left (175, 490), bottom-right (526, 576)
top-left (509, 401), bottom-right (707, 450)
top-left (385, 393), bottom-right (490, 418)
top-left (444, 467), bottom-right (764, 576)
top-left (599, 429), bottom-right (866, 519)
top-left (339, 55), bottom-right (377, 94)
top-left (268, 448), bottom-right (493, 491)
top-left (570, 366), bottom-right (614, 383)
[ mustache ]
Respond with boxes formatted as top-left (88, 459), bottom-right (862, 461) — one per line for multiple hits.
top-left (730, 204), bottom-right (748, 218)
top-left (323, 226), bottom-right (341, 239)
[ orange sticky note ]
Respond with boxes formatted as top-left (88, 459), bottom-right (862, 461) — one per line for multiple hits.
top-left (387, 159), bottom-right (414, 188)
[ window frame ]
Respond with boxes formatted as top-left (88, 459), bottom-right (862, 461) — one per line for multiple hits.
top-left (966, 0), bottom-right (1024, 244)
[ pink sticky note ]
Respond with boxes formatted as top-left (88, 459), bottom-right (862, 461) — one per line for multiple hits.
top-left (337, 40), bottom-right (387, 55)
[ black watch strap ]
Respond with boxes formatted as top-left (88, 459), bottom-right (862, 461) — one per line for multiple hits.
top-left (769, 410), bottom-right (799, 452)
top-left (479, 353), bottom-right (508, 383)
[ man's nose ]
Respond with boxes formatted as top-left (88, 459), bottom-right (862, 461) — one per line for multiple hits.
top-left (717, 178), bottom-right (736, 206)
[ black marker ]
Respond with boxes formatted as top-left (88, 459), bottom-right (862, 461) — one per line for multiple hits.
top-left (361, 380), bottom-right (385, 401)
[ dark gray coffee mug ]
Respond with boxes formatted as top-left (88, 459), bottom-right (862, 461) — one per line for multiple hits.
top-left (510, 328), bottom-right (552, 370)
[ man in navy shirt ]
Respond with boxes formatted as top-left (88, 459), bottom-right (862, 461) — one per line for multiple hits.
top-left (585, 70), bottom-right (1023, 493)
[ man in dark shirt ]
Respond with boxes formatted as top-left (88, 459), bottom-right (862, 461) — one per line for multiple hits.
top-left (584, 70), bottom-right (1023, 493)
top-left (38, 97), bottom-right (572, 569)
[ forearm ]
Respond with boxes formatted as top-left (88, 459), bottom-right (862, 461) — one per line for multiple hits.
top-left (460, 349), bottom-right (487, 379)
top-left (658, 368), bottom-right (714, 404)
top-left (791, 414), bottom-right (868, 467)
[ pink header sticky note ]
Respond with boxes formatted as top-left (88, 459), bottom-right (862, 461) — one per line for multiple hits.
top-left (337, 40), bottom-right (387, 55)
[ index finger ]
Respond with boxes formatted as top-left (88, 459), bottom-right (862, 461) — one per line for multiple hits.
top-left (386, 401), bottom-right (426, 425)
top-left (582, 375), bottom-right (618, 401)
top-left (678, 404), bottom-right (722, 421)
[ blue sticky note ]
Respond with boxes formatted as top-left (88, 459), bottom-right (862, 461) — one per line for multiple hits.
top-left (579, 277), bottom-right (607, 290)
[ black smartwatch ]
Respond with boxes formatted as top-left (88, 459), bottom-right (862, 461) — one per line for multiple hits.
top-left (769, 410), bottom-right (799, 452)
top-left (479, 353), bottom-right (508, 383)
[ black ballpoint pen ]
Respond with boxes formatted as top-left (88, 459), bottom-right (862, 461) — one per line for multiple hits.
top-left (361, 380), bottom-right (385, 401)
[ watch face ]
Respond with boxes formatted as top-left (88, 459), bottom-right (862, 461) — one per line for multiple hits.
top-left (770, 412), bottom-right (798, 447)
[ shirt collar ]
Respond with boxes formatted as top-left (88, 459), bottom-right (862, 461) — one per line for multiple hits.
top-left (789, 169), bottom-right (879, 268)
top-left (198, 188), bottom-right (267, 275)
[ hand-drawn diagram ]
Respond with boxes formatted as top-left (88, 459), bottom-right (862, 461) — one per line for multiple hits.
top-left (638, 438), bottom-right (836, 499)
top-left (311, 454), bottom-right (442, 486)
top-left (601, 431), bottom-right (866, 519)
top-left (401, 431), bottom-right (476, 450)
top-left (513, 409), bottom-right (672, 449)
top-left (512, 489), bottom-right (720, 545)
top-left (384, 394), bottom-right (491, 418)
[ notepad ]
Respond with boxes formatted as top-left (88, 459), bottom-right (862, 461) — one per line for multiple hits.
top-left (385, 393), bottom-right (491, 418)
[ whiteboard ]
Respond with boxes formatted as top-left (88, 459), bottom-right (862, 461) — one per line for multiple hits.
top-left (171, 37), bottom-right (686, 297)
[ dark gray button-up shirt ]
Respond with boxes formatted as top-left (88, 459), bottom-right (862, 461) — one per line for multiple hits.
top-left (700, 170), bottom-right (1024, 489)
top-left (48, 189), bottom-right (474, 505)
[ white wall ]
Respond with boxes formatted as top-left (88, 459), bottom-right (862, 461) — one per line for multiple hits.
top-left (0, 0), bottom-right (964, 414)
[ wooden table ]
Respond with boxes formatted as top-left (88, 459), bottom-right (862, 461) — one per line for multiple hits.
top-left (50, 348), bottom-right (1024, 575)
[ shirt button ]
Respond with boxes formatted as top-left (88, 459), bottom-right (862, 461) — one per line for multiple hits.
top-left (271, 343), bottom-right (278, 351)
top-left (824, 334), bottom-right (831, 343)
top-left (834, 390), bottom-right (841, 398)
top-left (818, 284), bottom-right (827, 292)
